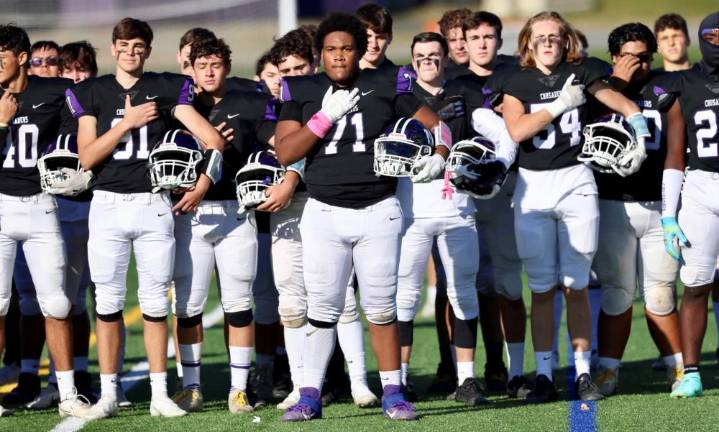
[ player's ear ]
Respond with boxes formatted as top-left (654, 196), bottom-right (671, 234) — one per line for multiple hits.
top-left (17, 51), bottom-right (28, 67)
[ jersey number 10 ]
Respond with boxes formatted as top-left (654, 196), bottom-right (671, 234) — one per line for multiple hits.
top-left (2, 124), bottom-right (40, 169)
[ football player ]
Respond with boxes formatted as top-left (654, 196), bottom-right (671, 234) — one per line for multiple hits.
top-left (171, 37), bottom-right (277, 414)
top-left (661, 12), bottom-right (719, 398)
top-left (438, 8), bottom-right (472, 79)
top-left (28, 40), bottom-right (60, 78)
top-left (275, 12), bottom-right (449, 421)
top-left (67, 17), bottom-right (225, 419)
top-left (590, 23), bottom-right (683, 396)
top-left (0, 24), bottom-right (91, 418)
top-left (255, 53), bottom-right (281, 98)
top-left (497, 11), bottom-right (649, 402)
top-left (654, 14), bottom-right (692, 72)
top-left (355, 3), bottom-right (394, 70)
top-left (177, 28), bottom-right (216, 79)
top-left (396, 31), bottom-right (485, 406)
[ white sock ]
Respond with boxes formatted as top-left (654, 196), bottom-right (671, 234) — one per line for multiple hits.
top-left (100, 373), bottom-right (118, 399)
top-left (400, 362), bottom-right (409, 386)
top-left (21, 359), bottom-right (39, 375)
top-left (303, 323), bottom-right (336, 390)
top-left (229, 346), bottom-right (252, 391)
top-left (283, 325), bottom-right (306, 389)
top-left (73, 357), bottom-right (89, 372)
top-left (507, 342), bottom-right (525, 379)
top-left (256, 353), bottom-right (274, 368)
top-left (379, 370), bottom-right (401, 390)
top-left (663, 353), bottom-right (684, 369)
top-left (574, 351), bottom-right (592, 379)
top-left (598, 356), bottom-right (621, 370)
top-left (149, 372), bottom-right (168, 399)
top-left (56, 369), bottom-right (75, 401)
top-left (535, 351), bottom-right (553, 381)
top-left (337, 319), bottom-right (367, 386)
top-left (456, 361), bottom-right (474, 384)
top-left (179, 343), bottom-right (202, 389)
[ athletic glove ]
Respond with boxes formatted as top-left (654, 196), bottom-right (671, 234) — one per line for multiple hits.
top-left (411, 153), bottom-right (445, 183)
top-left (614, 113), bottom-right (649, 177)
top-left (545, 73), bottom-right (586, 119)
top-left (436, 96), bottom-right (465, 122)
top-left (320, 87), bottom-right (360, 123)
top-left (48, 168), bottom-right (94, 196)
top-left (660, 216), bottom-right (689, 262)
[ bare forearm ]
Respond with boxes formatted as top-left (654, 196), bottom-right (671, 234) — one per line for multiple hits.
top-left (506, 110), bottom-right (554, 143)
top-left (275, 120), bottom-right (319, 166)
top-left (79, 121), bottom-right (131, 169)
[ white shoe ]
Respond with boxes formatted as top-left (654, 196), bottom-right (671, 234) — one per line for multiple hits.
top-left (351, 382), bottom-right (379, 408)
top-left (0, 364), bottom-right (19, 385)
top-left (276, 388), bottom-right (300, 410)
top-left (116, 385), bottom-right (132, 407)
top-left (0, 404), bottom-right (12, 417)
top-left (418, 285), bottom-right (437, 319)
top-left (149, 395), bottom-right (186, 417)
top-left (83, 395), bottom-right (119, 420)
top-left (28, 383), bottom-right (60, 410)
top-left (58, 389), bottom-right (92, 418)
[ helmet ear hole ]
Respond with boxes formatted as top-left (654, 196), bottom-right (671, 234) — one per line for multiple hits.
top-left (373, 117), bottom-right (435, 178)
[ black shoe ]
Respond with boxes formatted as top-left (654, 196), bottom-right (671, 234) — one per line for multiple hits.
top-left (484, 363), bottom-right (508, 393)
top-left (3, 372), bottom-right (40, 406)
top-left (576, 373), bottom-right (604, 401)
top-left (453, 378), bottom-right (489, 406)
top-left (403, 380), bottom-right (418, 403)
top-left (525, 374), bottom-right (558, 404)
top-left (272, 354), bottom-right (292, 400)
top-left (507, 375), bottom-right (532, 399)
top-left (427, 363), bottom-right (457, 394)
top-left (74, 370), bottom-right (97, 404)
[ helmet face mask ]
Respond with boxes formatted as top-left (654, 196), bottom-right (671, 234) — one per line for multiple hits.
top-left (148, 130), bottom-right (204, 192)
top-left (38, 135), bottom-right (82, 193)
top-left (578, 117), bottom-right (637, 174)
top-left (373, 118), bottom-right (434, 177)
top-left (235, 151), bottom-right (285, 209)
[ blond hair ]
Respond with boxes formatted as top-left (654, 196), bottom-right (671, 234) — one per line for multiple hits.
top-left (517, 11), bottom-right (582, 68)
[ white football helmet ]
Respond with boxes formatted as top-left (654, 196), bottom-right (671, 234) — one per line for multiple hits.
top-left (235, 150), bottom-right (285, 209)
top-left (38, 134), bottom-right (82, 193)
top-left (578, 116), bottom-right (637, 174)
top-left (373, 117), bottom-right (434, 177)
top-left (148, 130), bottom-right (204, 192)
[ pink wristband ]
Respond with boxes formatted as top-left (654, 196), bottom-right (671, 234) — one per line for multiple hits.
top-left (307, 111), bottom-right (333, 138)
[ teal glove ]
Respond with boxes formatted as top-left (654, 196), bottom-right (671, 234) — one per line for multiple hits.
top-left (661, 216), bottom-right (689, 261)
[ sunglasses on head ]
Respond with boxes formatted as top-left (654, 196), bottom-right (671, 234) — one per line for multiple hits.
top-left (30, 56), bottom-right (58, 67)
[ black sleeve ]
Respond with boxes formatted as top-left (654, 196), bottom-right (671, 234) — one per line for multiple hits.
top-left (394, 93), bottom-right (424, 118)
top-left (59, 104), bottom-right (77, 134)
top-left (279, 100), bottom-right (303, 122)
top-left (65, 79), bottom-right (96, 118)
top-left (162, 73), bottom-right (195, 112)
top-left (648, 72), bottom-right (681, 108)
top-left (581, 57), bottom-right (612, 86)
top-left (254, 95), bottom-right (277, 144)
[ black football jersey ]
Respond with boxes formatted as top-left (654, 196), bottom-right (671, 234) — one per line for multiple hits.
top-left (0, 76), bottom-right (74, 196)
top-left (663, 65), bottom-right (719, 172)
top-left (67, 72), bottom-right (195, 193)
top-left (194, 90), bottom-right (277, 201)
top-left (496, 57), bottom-right (611, 170)
top-left (443, 73), bottom-right (490, 140)
top-left (593, 71), bottom-right (675, 201)
top-left (279, 67), bottom-right (424, 208)
top-left (444, 61), bottom-right (469, 81)
top-left (227, 76), bottom-right (263, 93)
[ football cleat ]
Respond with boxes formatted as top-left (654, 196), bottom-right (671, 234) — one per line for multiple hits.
top-left (276, 388), bottom-right (300, 410)
top-left (453, 378), bottom-right (489, 406)
top-left (172, 387), bottom-right (203, 412)
top-left (0, 364), bottom-right (20, 386)
top-left (252, 364), bottom-right (274, 408)
top-left (228, 389), bottom-right (254, 414)
top-left (83, 395), bottom-right (119, 420)
top-left (595, 365), bottom-right (618, 396)
top-left (351, 382), bottom-right (379, 408)
top-left (58, 388), bottom-right (92, 418)
top-left (525, 374), bottom-right (558, 404)
top-left (27, 383), bottom-right (60, 410)
top-left (149, 395), bottom-right (187, 417)
top-left (667, 366), bottom-right (684, 392)
top-left (373, 117), bottom-right (434, 177)
top-left (484, 363), bottom-right (508, 393)
top-left (427, 362), bottom-right (457, 394)
top-left (576, 373), bottom-right (604, 401)
top-left (116, 384), bottom-right (132, 408)
top-left (282, 388), bottom-right (322, 422)
top-left (0, 404), bottom-right (11, 417)
top-left (381, 385), bottom-right (417, 421)
top-left (3, 372), bottom-right (41, 406)
top-left (670, 371), bottom-right (703, 398)
top-left (506, 375), bottom-right (533, 399)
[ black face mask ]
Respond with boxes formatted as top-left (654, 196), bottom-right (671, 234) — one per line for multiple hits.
top-left (699, 12), bottom-right (719, 76)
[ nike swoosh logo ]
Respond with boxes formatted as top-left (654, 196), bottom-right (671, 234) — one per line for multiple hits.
top-left (45, 209), bottom-right (56, 214)
top-left (361, 90), bottom-right (374, 96)
top-left (157, 212), bottom-right (168, 217)
top-left (33, 103), bottom-right (45, 109)
top-left (389, 216), bottom-right (401, 221)
top-left (146, 95), bottom-right (159, 100)
top-left (227, 113), bottom-right (240, 119)
top-left (542, 356), bottom-right (552, 361)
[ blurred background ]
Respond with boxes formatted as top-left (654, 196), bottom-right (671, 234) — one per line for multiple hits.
top-left (5, 0), bottom-right (717, 75)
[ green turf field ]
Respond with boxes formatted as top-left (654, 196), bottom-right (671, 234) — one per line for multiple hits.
top-left (2, 271), bottom-right (719, 432)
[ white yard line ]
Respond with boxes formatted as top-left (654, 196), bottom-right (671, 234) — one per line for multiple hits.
top-left (50, 305), bottom-right (225, 432)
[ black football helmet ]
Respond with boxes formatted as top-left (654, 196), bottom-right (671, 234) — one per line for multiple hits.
top-left (234, 150), bottom-right (285, 209)
top-left (446, 135), bottom-right (507, 199)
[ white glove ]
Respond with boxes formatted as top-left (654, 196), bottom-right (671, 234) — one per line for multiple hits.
top-left (320, 87), bottom-right (360, 123)
top-left (411, 154), bottom-right (445, 183)
top-left (613, 136), bottom-right (647, 177)
top-left (48, 168), bottom-right (93, 196)
top-left (545, 73), bottom-right (586, 118)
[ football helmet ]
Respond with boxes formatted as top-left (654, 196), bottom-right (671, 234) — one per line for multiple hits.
top-left (578, 115), bottom-right (637, 174)
top-left (373, 117), bottom-right (434, 177)
top-left (445, 135), bottom-right (507, 199)
top-left (235, 151), bottom-right (285, 209)
top-left (148, 130), bottom-right (204, 192)
top-left (38, 134), bottom-right (82, 193)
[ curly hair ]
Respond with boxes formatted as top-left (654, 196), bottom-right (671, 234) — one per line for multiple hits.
top-left (315, 13), bottom-right (368, 59)
top-left (270, 29), bottom-right (314, 66)
top-left (189, 37), bottom-right (231, 66)
top-left (0, 24), bottom-right (30, 57)
top-left (608, 23), bottom-right (657, 57)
